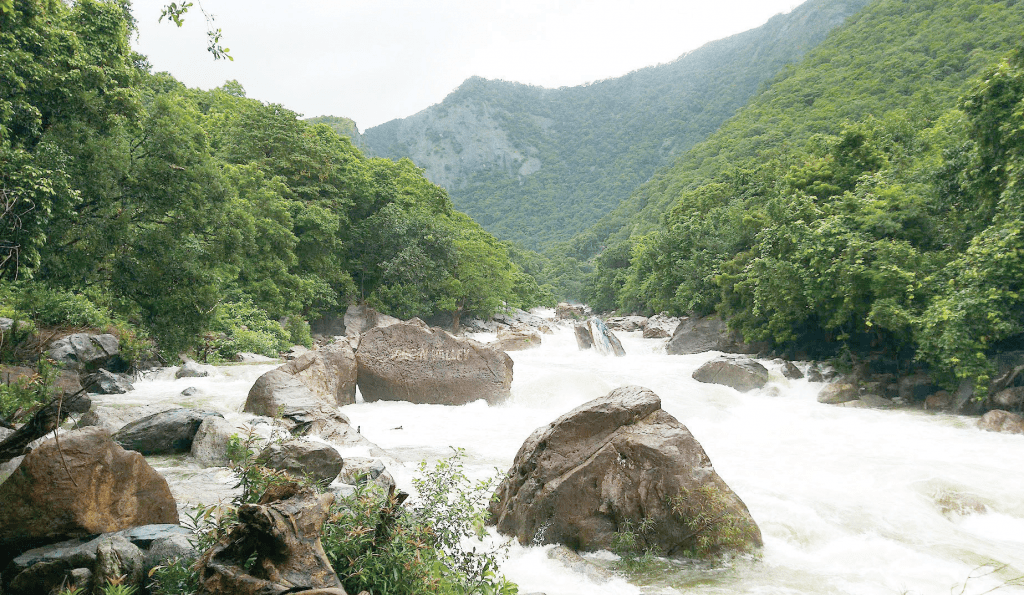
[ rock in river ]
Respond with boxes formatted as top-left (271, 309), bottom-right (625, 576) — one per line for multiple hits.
top-left (356, 319), bottom-right (513, 406)
top-left (489, 386), bottom-right (762, 557)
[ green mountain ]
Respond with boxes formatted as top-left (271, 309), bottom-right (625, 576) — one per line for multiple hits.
top-left (584, 0), bottom-right (1024, 390)
top-left (361, 0), bottom-right (871, 250)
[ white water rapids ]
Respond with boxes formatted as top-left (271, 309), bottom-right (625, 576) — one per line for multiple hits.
top-left (99, 319), bottom-right (1024, 595)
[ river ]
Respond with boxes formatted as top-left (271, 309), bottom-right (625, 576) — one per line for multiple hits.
top-left (113, 317), bottom-right (1024, 595)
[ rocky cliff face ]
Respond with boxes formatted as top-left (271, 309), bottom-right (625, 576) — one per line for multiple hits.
top-left (361, 0), bottom-right (872, 249)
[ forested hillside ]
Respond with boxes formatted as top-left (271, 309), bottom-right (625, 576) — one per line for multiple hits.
top-left (0, 0), bottom-right (548, 358)
top-left (584, 0), bottom-right (1024, 392)
top-left (361, 0), bottom-right (870, 250)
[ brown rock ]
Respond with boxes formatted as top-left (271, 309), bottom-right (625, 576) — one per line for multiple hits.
top-left (489, 386), bottom-right (761, 557)
top-left (817, 383), bottom-right (859, 404)
top-left (925, 390), bottom-right (954, 411)
top-left (978, 410), bottom-right (1024, 434)
top-left (494, 326), bottom-right (542, 352)
top-left (197, 487), bottom-right (344, 595)
top-left (0, 427), bottom-right (177, 554)
top-left (355, 319), bottom-right (513, 406)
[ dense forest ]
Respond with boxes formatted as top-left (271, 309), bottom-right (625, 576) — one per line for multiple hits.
top-left (581, 0), bottom-right (1024, 393)
top-left (0, 0), bottom-right (550, 359)
top-left (361, 0), bottom-right (870, 251)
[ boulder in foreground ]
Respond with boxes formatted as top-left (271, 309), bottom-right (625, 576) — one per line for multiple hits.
top-left (488, 386), bottom-right (761, 557)
top-left (0, 427), bottom-right (178, 555)
top-left (356, 319), bottom-right (513, 406)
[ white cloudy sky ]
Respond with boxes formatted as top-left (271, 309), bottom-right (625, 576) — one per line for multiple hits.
top-left (130, 0), bottom-right (804, 131)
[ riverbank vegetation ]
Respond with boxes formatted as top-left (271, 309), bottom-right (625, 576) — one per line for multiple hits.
top-left (578, 0), bottom-right (1024, 393)
top-left (0, 0), bottom-right (551, 362)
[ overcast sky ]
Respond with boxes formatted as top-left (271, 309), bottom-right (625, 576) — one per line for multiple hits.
top-left (130, 0), bottom-right (805, 131)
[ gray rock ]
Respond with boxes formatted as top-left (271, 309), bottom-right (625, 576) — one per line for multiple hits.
top-left (992, 386), bottom-right (1024, 410)
top-left (0, 317), bottom-right (13, 332)
top-left (234, 352), bottom-right (278, 363)
top-left (93, 533), bottom-right (144, 593)
top-left (47, 333), bottom-right (121, 371)
top-left (489, 386), bottom-right (762, 556)
top-left (692, 356), bottom-right (769, 392)
top-left (817, 383), bottom-right (859, 405)
top-left (281, 345), bottom-right (311, 360)
top-left (84, 368), bottom-right (134, 394)
top-left (78, 403), bottom-right (176, 434)
top-left (181, 386), bottom-right (199, 396)
top-left (782, 361), bottom-right (804, 380)
top-left (642, 314), bottom-right (679, 339)
top-left (344, 304), bottom-right (401, 339)
top-left (175, 360), bottom-right (211, 379)
top-left (114, 408), bottom-right (224, 455)
top-left (258, 441), bottom-right (344, 486)
top-left (190, 415), bottom-right (238, 467)
top-left (666, 316), bottom-right (763, 356)
top-left (858, 394), bottom-right (895, 409)
top-left (605, 316), bottom-right (647, 332)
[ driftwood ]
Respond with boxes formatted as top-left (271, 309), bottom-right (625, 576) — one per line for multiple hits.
top-left (0, 381), bottom-right (94, 465)
top-left (197, 484), bottom-right (346, 595)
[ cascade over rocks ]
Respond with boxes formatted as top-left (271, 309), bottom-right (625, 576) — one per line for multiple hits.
top-left (666, 316), bottom-right (765, 356)
top-left (196, 484), bottom-right (345, 595)
top-left (692, 356), bottom-right (769, 392)
top-left (488, 386), bottom-right (761, 556)
top-left (0, 427), bottom-right (178, 557)
top-left (114, 408), bottom-right (224, 455)
top-left (356, 319), bottom-right (513, 405)
top-left (574, 317), bottom-right (626, 357)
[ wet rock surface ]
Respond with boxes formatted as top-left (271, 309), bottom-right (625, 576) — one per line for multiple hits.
top-left (489, 386), bottom-right (762, 556)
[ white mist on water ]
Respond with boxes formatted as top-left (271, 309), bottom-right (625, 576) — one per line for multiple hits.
top-left (117, 326), bottom-right (1024, 595)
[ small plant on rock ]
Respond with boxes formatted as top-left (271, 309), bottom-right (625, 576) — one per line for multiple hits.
top-left (611, 516), bottom-right (658, 572)
top-left (670, 484), bottom-right (752, 559)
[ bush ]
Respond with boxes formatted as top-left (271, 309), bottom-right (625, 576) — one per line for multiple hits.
top-left (9, 284), bottom-right (112, 328)
top-left (209, 300), bottom-right (291, 360)
top-left (0, 359), bottom-right (60, 424)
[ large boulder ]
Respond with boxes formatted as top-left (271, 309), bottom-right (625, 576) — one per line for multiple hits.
top-left (978, 410), bottom-right (1024, 434)
top-left (277, 341), bottom-right (358, 406)
top-left (356, 319), bottom-right (513, 406)
top-left (113, 408), bottom-right (224, 455)
top-left (692, 356), bottom-right (769, 392)
top-left (257, 441), bottom-right (344, 486)
top-left (489, 386), bottom-right (761, 556)
top-left (666, 316), bottom-right (764, 356)
top-left (344, 304), bottom-right (401, 339)
top-left (47, 333), bottom-right (124, 372)
top-left (574, 317), bottom-right (626, 357)
top-left (494, 325), bottom-right (542, 352)
top-left (0, 428), bottom-right (178, 556)
top-left (244, 369), bottom-right (324, 417)
top-left (83, 368), bottom-right (134, 395)
top-left (190, 415), bottom-right (239, 467)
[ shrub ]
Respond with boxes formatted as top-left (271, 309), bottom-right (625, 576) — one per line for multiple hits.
top-left (209, 300), bottom-right (291, 359)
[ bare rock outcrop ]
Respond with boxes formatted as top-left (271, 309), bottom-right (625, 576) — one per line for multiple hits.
top-left (666, 316), bottom-right (764, 355)
top-left (0, 427), bottom-right (178, 556)
top-left (488, 386), bottom-right (761, 557)
top-left (356, 319), bottom-right (513, 406)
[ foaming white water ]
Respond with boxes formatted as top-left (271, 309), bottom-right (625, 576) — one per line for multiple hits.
top-left (121, 328), bottom-right (1024, 594)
